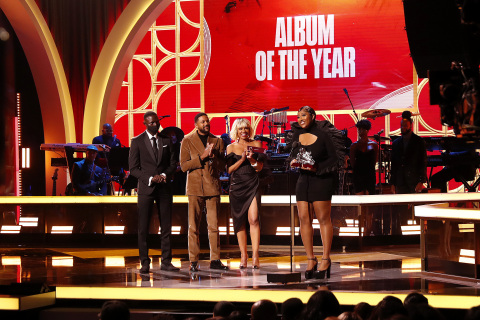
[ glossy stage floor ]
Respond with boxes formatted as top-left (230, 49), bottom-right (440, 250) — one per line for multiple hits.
top-left (1, 245), bottom-right (480, 314)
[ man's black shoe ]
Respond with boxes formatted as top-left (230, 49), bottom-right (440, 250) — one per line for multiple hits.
top-left (161, 262), bottom-right (180, 271)
top-left (190, 261), bottom-right (199, 272)
top-left (139, 260), bottom-right (150, 273)
top-left (210, 259), bottom-right (229, 270)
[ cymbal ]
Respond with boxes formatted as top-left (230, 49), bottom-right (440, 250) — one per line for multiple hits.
top-left (368, 136), bottom-right (391, 141)
top-left (362, 109), bottom-right (391, 119)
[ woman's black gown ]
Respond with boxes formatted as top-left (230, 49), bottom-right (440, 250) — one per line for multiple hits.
top-left (227, 154), bottom-right (262, 233)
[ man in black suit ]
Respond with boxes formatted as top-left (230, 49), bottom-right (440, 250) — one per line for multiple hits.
top-left (129, 111), bottom-right (179, 273)
top-left (391, 111), bottom-right (427, 194)
top-left (390, 111), bottom-right (427, 235)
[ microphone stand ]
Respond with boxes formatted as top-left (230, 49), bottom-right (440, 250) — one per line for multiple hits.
top-left (267, 145), bottom-right (301, 283)
top-left (343, 89), bottom-right (359, 121)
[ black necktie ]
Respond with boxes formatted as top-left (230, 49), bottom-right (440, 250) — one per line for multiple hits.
top-left (151, 136), bottom-right (158, 161)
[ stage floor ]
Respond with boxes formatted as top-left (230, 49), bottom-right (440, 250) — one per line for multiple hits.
top-left (1, 246), bottom-right (480, 310)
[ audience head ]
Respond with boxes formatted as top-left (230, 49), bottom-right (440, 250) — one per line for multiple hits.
top-left (369, 295), bottom-right (407, 320)
top-left (338, 311), bottom-right (361, 320)
top-left (353, 302), bottom-right (373, 320)
top-left (404, 292), bottom-right (428, 307)
top-left (98, 300), bottom-right (130, 320)
top-left (302, 290), bottom-right (341, 320)
top-left (213, 301), bottom-right (236, 318)
top-left (251, 299), bottom-right (278, 320)
top-left (465, 305), bottom-right (480, 320)
top-left (281, 297), bottom-right (304, 320)
top-left (228, 310), bottom-right (249, 320)
top-left (405, 303), bottom-right (445, 320)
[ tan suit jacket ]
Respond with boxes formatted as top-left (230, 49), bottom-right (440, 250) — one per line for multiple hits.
top-left (180, 131), bottom-right (225, 196)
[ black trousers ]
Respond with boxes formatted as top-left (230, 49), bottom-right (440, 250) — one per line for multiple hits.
top-left (137, 185), bottom-right (172, 265)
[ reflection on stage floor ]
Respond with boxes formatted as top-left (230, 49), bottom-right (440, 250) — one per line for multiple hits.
top-left (1, 245), bottom-right (480, 308)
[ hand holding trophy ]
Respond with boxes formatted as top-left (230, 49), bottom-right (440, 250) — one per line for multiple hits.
top-left (290, 147), bottom-right (316, 171)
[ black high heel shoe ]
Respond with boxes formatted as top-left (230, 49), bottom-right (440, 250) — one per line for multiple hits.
top-left (315, 258), bottom-right (331, 279)
top-left (304, 257), bottom-right (318, 279)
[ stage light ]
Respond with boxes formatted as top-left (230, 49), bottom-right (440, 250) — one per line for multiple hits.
top-left (158, 226), bottom-right (181, 235)
top-left (401, 225), bottom-right (420, 235)
top-left (345, 219), bottom-right (359, 227)
top-left (275, 227), bottom-right (299, 236)
top-left (105, 256), bottom-right (125, 267)
top-left (339, 226), bottom-right (364, 236)
top-left (52, 256), bottom-right (73, 267)
top-left (401, 258), bottom-right (421, 273)
top-left (51, 226), bottom-right (73, 234)
top-left (21, 148), bottom-right (30, 169)
top-left (219, 218), bottom-right (234, 235)
top-left (0, 225), bottom-right (21, 234)
top-left (1, 256), bottom-right (21, 266)
top-left (459, 223), bottom-right (475, 233)
top-left (105, 226), bottom-right (125, 234)
top-left (19, 217), bottom-right (38, 227)
top-left (459, 249), bottom-right (475, 264)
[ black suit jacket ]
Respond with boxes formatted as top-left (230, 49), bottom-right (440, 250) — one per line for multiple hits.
top-left (391, 132), bottom-right (427, 191)
top-left (129, 131), bottom-right (177, 195)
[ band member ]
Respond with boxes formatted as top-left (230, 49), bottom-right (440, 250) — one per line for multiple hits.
top-left (129, 111), bottom-right (178, 273)
top-left (226, 118), bottom-right (265, 269)
top-left (92, 123), bottom-right (122, 158)
top-left (391, 111), bottom-right (427, 194)
top-left (349, 119), bottom-right (378, 235)
top-left (180, 113), bottom-right (228, 272)
top-left (71, 145), bottom-right (107, 196)
top-left (290, 106), bottom-right (338, 279)
top-left (350, 120), bottom-right (378, 195)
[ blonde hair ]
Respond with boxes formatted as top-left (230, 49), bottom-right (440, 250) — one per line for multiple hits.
top-left (230, 118), bottom-right (253, 141)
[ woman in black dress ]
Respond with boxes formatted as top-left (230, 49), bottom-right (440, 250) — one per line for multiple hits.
top-left (349, 120), bottom-right (378, 195)
top-left (290, 106), bottom-right (338, 279)
top-left (226, 118), bottom-right (264, 269)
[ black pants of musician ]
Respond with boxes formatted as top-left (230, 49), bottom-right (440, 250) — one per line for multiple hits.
top-left (137, 184), bottom-right (173, 265)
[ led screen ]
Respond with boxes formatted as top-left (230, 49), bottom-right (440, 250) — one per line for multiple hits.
top-left (204, 0), bottom-right (413, 114)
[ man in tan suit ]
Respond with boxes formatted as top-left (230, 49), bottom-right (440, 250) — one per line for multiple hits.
top-left (180, 113), bottom-right (228, 272)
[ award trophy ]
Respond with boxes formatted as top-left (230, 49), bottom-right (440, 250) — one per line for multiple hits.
top-left (291, 147), bottom-right (315, 169)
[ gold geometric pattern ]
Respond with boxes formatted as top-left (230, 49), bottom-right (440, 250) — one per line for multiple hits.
top-left (114, 0), bottom-right (203, 145)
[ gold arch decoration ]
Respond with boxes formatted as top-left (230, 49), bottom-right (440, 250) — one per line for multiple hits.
top-left (83, 0), bottom-right (172, 143)
top-left (114, 0), bottom-right (203, 144)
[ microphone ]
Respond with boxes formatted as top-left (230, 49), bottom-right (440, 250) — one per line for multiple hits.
top-left (343, 88), bottom-right (349, 96)
top-left (376, 129), bottom-right (384, 135)
top-left (159, 115), bottom-right (170, 118)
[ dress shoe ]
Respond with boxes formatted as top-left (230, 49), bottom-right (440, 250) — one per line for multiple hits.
top-left (210, 259), bottom-right (229, 270)
top-left (161, 262), bottom-right (180, 271)
top-left (139, 259), bottom-right (150, 274)
top-left (189, 261), bottom-right (199, 272)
